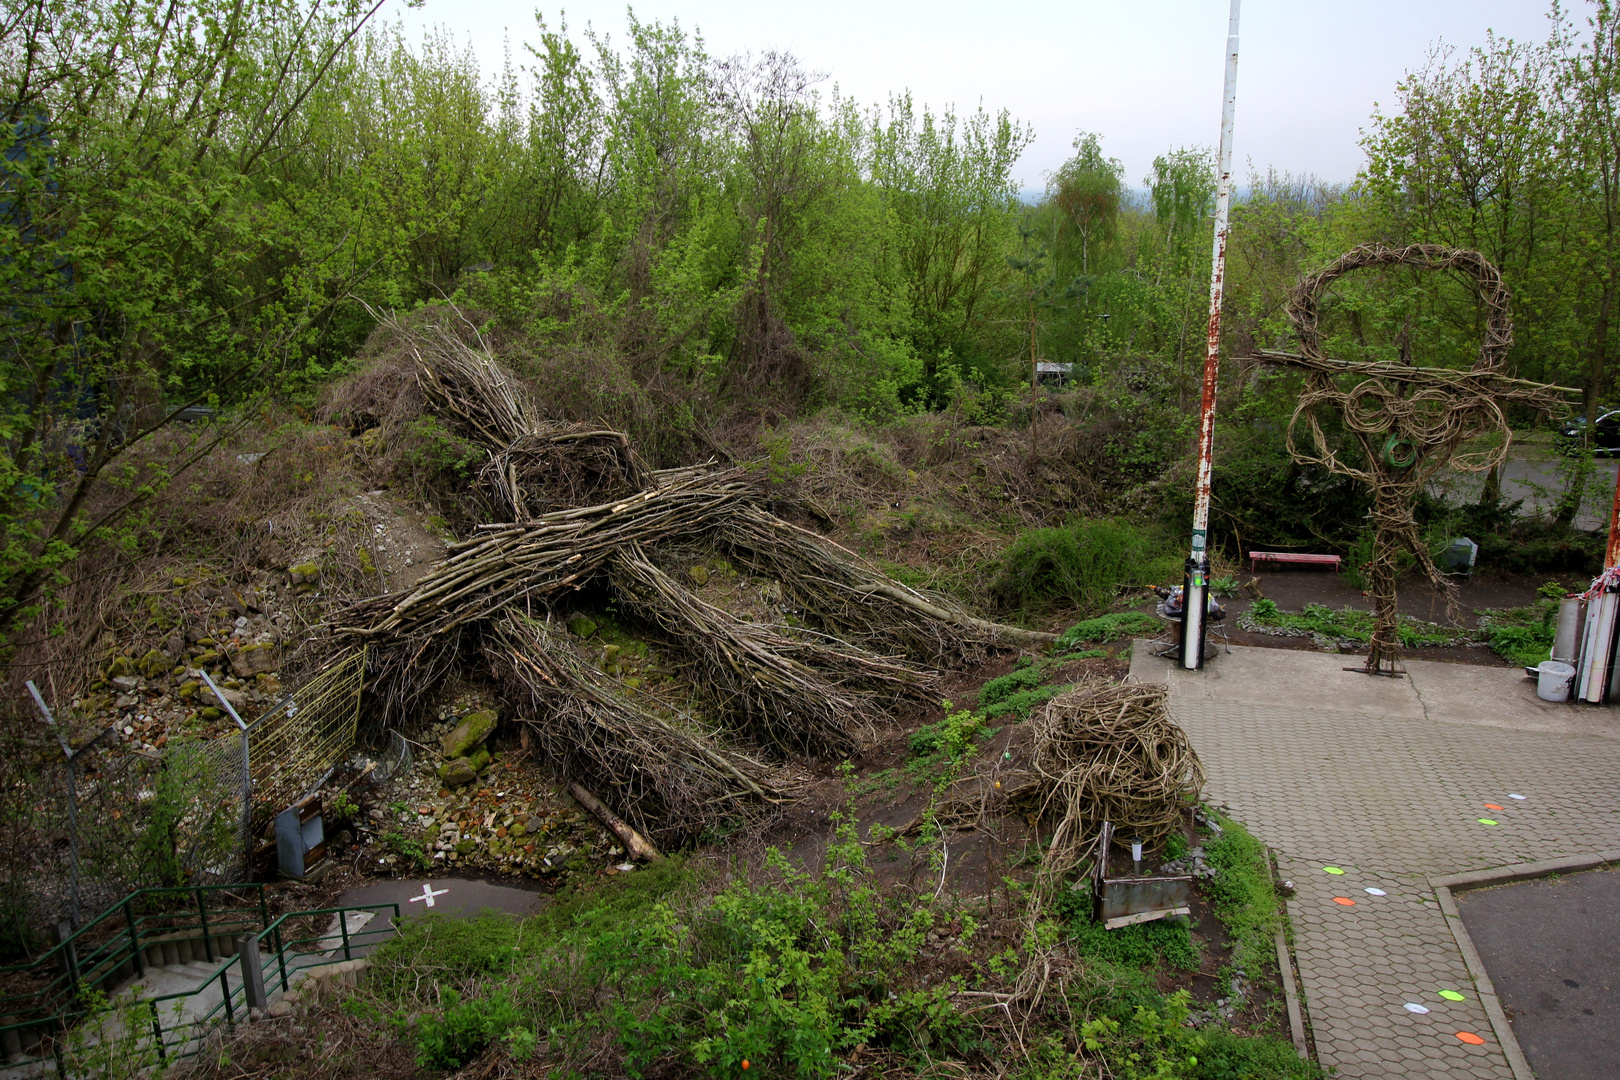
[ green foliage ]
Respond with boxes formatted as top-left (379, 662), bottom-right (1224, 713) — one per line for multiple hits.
top-left (1479, 599), bottom-right (1560, 667)
top-left (1243, 601), bottom-right (1467, 648)
top-left (408, 988), bottom-right (533, 1070)
top-left (993, 520), bottom-right (1179, 614)
top-left (1201, 812), bottom-right (1281, 977)
top-left (1054, 612), bottom-right (1162, 649)
top-left (908, 706), bottom-right (996, 781)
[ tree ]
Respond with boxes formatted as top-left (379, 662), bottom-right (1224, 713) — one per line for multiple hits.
top-left (0, 0), bottom-right (387, 648)
top-left (1049, 132), bottom-right (1124, 277)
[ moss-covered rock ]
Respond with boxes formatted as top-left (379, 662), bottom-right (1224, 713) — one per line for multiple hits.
top-left (438, 758), bottom-right (477, 786)
top-left (567, 615), bottom-right (599, 639)
top-left (441, 709), bottom-right (496, 758)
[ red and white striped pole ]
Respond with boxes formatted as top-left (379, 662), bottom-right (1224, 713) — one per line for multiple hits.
top-left (1180, 0), bottom-right (1241, 670)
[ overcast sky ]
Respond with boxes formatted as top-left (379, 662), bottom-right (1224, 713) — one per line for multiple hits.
top-left (396, 0), bottom-right (1559, 193)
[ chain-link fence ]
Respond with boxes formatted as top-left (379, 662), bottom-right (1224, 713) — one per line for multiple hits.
top-left (17, 649), bottom-right (366, 928)
top-left (17, 710), bottom-right (250, 928)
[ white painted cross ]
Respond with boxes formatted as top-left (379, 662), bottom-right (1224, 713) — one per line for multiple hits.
top-left (408, 882), bottom-right (449, 908)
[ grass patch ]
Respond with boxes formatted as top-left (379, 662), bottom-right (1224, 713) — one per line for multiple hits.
top-left (982, 683), bottom-right (1071, 720)
top-left (1202, 810), bottom-right (1282, 979)
top-left (1059, 896), bottom-right (1200, 971)
top-left (1242, 598), bottom-right (1468, 648)
top-left (1054, 611), bottom-right (1162, 649)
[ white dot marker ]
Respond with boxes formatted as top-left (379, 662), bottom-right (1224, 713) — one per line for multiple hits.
top-left (1404, 1003), bottom-right (1430, 1014)
top-left (408, 882), bottom-right (449, 908)
top-left (1508, 793), bottom-right (1526, 800)
top-left (1365, 888), bottom-right (1387, 896)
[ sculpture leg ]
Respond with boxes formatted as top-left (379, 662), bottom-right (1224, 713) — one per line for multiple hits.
top-left (1364, 492), bottom-right (1408, 676)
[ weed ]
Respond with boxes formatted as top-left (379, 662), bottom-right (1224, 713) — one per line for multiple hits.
top-left (1478, 599), bottom-right (1559, 667)
top-left (907, 706), bottom-right (995, 785)
top-left (1243, 599), bottom-right (1467, 648)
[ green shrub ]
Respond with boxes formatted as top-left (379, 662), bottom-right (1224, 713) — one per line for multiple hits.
top-left (991, 519), bottom-right (1178, 614)
top-left (981, 683), bottom-right (1071, 720)
top-left (977, 665), bottom-right (1046, 707)
top-left (409, 988), bottom-right (532, 1069)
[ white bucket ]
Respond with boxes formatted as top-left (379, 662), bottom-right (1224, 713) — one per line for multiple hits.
top-left (1537, 661), bottom-right (1576, 702)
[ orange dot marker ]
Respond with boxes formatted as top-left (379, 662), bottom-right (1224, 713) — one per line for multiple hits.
top-left (1456, 1032), bottom-right (1485, 1045)
top-left (741, 1061), bottom-right (750, 1070)
top-left (1483, 804), bottom-right (1503, 811)
top-left (1332, 897), bottom-right (1356, 905)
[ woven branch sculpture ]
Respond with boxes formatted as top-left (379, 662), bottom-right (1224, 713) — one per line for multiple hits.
top-left (308, 315), bottom-right (1054, 840)
top-left (1244, 244), bottom-right (1576, 676)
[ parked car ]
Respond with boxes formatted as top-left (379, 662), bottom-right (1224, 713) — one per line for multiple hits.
top-left (1556, 408), bottom-right (1620, 455)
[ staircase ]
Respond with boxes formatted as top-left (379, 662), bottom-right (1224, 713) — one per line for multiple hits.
top-left (0, 886), bottom-right (397, 1075)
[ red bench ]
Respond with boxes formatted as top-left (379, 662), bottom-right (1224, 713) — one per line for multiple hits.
top-left (1249, 551), bottom-right (1342, 573)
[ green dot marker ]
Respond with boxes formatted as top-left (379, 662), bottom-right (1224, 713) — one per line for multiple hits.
top-left (1323, 866), bottom-right (1345, 875)
top-left (1438, 990), bottom-right (1466, 1002)
top-left (1478, 819), bottom-right (1498, 826)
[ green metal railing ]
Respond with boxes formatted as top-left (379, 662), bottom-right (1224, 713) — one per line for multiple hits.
top-left (0, 884), bottom-right (268, 1024)
top-left (130, 902), bottom-right (399, 1065)
top-left (0, 885), bottom-right (397, 1068)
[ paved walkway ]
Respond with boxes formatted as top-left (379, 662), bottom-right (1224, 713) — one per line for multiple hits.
top-left (1131, 643), bottom-right (1620, 1079)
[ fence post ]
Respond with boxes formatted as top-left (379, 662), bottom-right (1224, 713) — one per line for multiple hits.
top-left (55, 921), bottom-right (79, 988)
top-left (201, 670), bottom-right (253, 878)
top-left (28, 682), bottom-right (80, 926)
top-left (237, 935), bottom-right (267, 1013)
top-left (196, 887), bottom-right (213, 962)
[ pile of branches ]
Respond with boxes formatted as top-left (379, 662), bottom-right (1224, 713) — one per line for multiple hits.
top-left (1025, 679), bottom-right (1203, 873)
top-left (314, 314), bottom-right (1049, 842)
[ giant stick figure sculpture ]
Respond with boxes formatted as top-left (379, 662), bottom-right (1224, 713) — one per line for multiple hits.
top-left (1243, 244), bottom-right (1576, 676)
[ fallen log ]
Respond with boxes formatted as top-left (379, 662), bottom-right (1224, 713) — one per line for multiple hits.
top-left (569, 782), bottom-right (663, 862)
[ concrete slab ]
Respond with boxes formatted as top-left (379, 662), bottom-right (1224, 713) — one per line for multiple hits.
top-left (1455, 868), bottom-right (1620, 1080)
top-left (1403, 658), bottom-right (1620, 739)
top-left (1130, 639), bottom-right (1426, 718)
top-left (337, 877), bottom-right (543, 926)
top-left (1129, 641), bottom-right (1620, 739)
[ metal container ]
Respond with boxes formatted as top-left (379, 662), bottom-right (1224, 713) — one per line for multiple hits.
top-left (1096, 876), bottom-right (1193, 930)
top-left (1554, 596), bottom-right (1585, 663)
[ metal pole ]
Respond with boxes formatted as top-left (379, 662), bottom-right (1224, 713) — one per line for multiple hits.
top-left (1180, 0), bottom-right (1242, 671)
top-left (28, 682), bottom-right (81, 925)
top-left (1606, 460), bottom-right (1620, 567)
top-left (201, 669), bottom-right (253, 878)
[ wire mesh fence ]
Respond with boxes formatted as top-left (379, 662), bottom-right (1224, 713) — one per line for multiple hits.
top-left (15, 648), bottom-right (367, 929)
top-left (244, 648), bottom-right (366, 831)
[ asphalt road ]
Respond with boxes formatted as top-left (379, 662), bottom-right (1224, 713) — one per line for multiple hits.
top-left (1429, 443), bottom-right (1619, 531)
top-left (1454, 868), bottom-right (1620, 1080)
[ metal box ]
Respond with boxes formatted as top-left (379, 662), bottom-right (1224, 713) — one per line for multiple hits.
top-left (275, 795), bottom-right (326, 880)
top-left (1096, 875), bottom-right (1192, 930)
